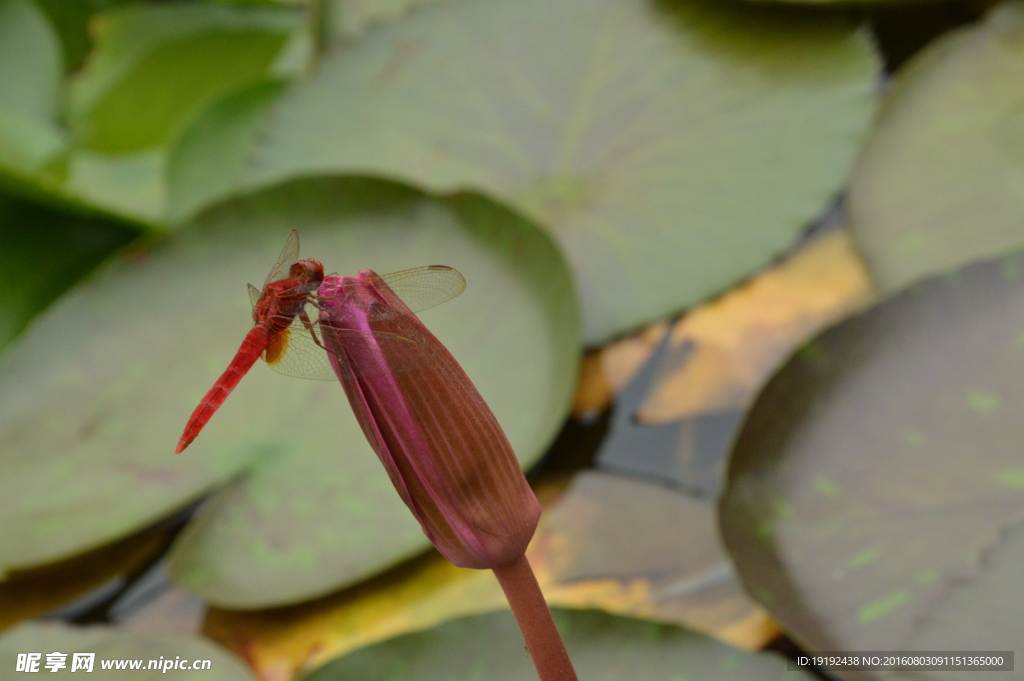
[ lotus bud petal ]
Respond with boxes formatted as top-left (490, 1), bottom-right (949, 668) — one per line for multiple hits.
top-left (317, 271), bottom-right (541, 569)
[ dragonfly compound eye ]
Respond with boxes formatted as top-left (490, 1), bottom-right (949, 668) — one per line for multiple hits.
top-left (290, 259), bottom-right (325, 282)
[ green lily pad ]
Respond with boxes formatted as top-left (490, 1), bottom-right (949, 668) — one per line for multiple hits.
top-left (300, 608), bottom-right (813, 681)
top-left (848, 1), bottom-right (1024, 295)
top-left (0, 177), bottom-right (579, 609)
top-left (0, 191), bottom-right (136, 351)
top-left (166, 78), bottom-right (289, 225)
top-left (0, 621), bottom-right (255, 680)
top-left (69, 3), bottom-right (307, 154)
top-left (719, 252), bottom-right (1024, 659)
top-left (900, 517), bottom-right (1024, 667)
top-left (34, 0), bottom-right (107, 71)
top-left (59, 2), bottom-right (308, 223)
top-left (195, 0), bottom-right (878, 343)
top-left (34, 0), bottom-right (145, 73)
top-left (0, 0), bottom-right (66, 178)
top-left (0, 0), bottom-right (61, 127)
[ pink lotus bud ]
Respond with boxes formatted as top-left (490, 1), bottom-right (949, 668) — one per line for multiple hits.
top-left (317, 271), bottom-right (541, 569)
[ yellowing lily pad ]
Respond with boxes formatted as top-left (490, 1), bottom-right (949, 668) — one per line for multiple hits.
top-left (575, 228), bottom-right (875, 494)
top-left (0, 523), bottom-right (175, 633)
top-left (637, 229), bottom-right (876, 425)
top-left (575, 229), bottom-right (875, 420)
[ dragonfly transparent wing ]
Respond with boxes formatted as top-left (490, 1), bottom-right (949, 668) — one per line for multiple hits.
top-left (262, 307), bottom-right (435, 382)
top-left (380, 266), bottom-right (465, 313)
top-left (263, 230), bottom-right (301, 286)
top-left (248, 284), bottom-right (261, 308)
top-left (261, 305), bottom-right (338, 381)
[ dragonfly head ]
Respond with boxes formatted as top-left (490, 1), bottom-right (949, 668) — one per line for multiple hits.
top-left (289, 258), bottom-right (325, 284)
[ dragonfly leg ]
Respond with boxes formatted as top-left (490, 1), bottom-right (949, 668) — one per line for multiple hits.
top-left (298, 308), bottom-right (326, 350)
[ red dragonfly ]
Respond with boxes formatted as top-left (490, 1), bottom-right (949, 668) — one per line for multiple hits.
top-left (175, 230), bottom-right (465, 453)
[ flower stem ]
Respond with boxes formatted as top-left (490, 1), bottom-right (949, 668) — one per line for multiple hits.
top-left (492, 554), bottom-right (579, 681)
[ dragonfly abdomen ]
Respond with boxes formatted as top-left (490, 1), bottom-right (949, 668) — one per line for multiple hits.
top-left (175, 324), bottom-right (271, 453)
